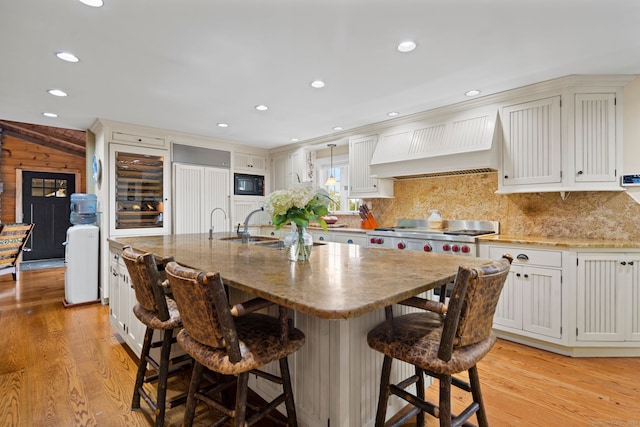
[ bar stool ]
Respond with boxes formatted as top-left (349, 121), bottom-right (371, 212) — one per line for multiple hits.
top-left (121, 246), bottom-right (191, 427)
top-left (367, 255), bottom-right (513, 427)
top-left (164, 261), bottom-right (305, 427)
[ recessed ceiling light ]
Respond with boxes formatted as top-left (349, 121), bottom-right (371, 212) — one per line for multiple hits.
top-left (310, 80), bottom-right (325, 89)
top-left (387, 111), bottom-right (399, 117)
top-left (48, 89), bottom-right (67, 97)
top-left (397, 41), bottom-right (417, 53)
top-left (217, 123), bottom-right (228, 128)
top-left (56, 52), bottom-right (79, 63)
top-left (465, 89), bottom-right (481, 97)
top-left (79, 0), bottom-right (104, 7)
top-left (290, 138), bottom-right (299, 142)
top-left (255, 104), bottom-right (268, 111)
top-left (333, 126), bottom-right (343, 131)
top-left (43, 112), bottom-right (58, 118)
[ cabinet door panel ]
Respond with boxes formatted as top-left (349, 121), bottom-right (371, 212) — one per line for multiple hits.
top-left (494, 269), bottom-right (522, 330)
top-left (501, 96), bottom-right (561, 186)
top-left (627, 257), bottom-right (640, 341)
top-left (574, 93), bottom-right (617, 183)
top-left (577, 255), bottom-right (625, 341)
top-left (174, 164), bottom-right (204, 233)
top-left (349, 135), bottom-right (378, 195)
top-left (522, 266), bottom-right (562, 338)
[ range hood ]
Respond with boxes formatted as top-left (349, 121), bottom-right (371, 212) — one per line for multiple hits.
top-left (370, 109), bottom-right (500, 179)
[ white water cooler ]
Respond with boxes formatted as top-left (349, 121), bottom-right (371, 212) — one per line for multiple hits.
top-left (64, 194), bottom-right (99, 305)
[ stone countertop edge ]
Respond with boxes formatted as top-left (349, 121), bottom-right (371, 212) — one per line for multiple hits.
top-left (479, 234), bottom-right (640, 249)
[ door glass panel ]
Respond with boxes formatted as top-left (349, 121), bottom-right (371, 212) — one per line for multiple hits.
top-left (56, 179), bottom-right (67, 197)
top-left (115, 151), bottom-right (164, 230)
top-left (44, 179), bottom-right (57, 197)
top-left (31, 178), bottom-right (44, 197)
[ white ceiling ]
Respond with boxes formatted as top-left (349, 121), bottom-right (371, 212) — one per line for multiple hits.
top-left (1, 0), bottom-right (639, 150)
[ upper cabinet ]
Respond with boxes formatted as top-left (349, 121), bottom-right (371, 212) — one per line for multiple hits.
top-left (270, 147), bottom-right (313, 191)
top-left (571, 92), bottom-right (618, 186)
top-left (235, 152), bottom-right (267, 172)
top-left (500, 96), bottom-right (562, 189)
top-left (348, 134), bottom-right (394, 198)
top-left (497, 78), bottom-right (630, 194)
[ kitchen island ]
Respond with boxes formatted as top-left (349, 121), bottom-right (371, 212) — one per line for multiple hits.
top-left (110, 232), bottom-right (493, 427)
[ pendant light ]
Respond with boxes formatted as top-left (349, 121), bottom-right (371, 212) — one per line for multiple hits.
top-left (324, 144), bottom-right (338, 186)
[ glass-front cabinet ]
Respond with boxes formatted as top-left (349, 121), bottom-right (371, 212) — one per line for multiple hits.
top-left (109, 144), bottom-right (171, 236)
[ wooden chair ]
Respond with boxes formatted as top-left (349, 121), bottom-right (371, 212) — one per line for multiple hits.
top-left (121, 246), bottom-right (191, 427)
top-left (164, 261), bottom-right (305, 427)
top-left (367, 254), bottom-right (513, 427)
top-left (0, 223), bottom-right (35, 281)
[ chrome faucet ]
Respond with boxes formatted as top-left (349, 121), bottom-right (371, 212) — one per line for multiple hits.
top-left (209, 207), bottom-right (228, 239)
top-left (237, 207), bottom-right (264, 242)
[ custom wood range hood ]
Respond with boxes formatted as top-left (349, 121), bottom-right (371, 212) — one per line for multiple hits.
top-left (369, 108), bottom-right (500, 179)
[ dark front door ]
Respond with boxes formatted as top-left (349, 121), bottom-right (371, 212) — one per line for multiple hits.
top-left (21, 171), bottom-right (75, 260)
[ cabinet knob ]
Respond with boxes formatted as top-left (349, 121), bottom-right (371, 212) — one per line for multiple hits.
top-left (319, 236), bottom-right (325, 241)
top-left (516, 273), bottom-right (521, 277)
top-left (524, 274), bottom-right (529, 279)
top-left (621, 261), bottom-right (627, 266)
top-left (516, 254), bottom-right (529, 261)
top-left (630, 261), bottom-right (635, 266)
top-left (577, 170), bottom-right (584, 175)
top-left (504, 175), bottom-right (509, 179)
top-left (347, 239), bottom-right (353, 244)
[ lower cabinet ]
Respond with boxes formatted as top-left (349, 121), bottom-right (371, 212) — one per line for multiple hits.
top-left (482, 245), bottom-right (564, 343)
top-left (576, 253), bottom-right (640, 343)
top-left (109, 245), bottom-right (146, 356)
top-left (310, 230), bottom-right (367, 246)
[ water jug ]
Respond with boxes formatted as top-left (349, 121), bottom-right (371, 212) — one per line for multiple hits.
top-left (70, 193), bottom-right (97, 225)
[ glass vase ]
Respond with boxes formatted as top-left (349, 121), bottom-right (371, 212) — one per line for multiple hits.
top-left (284, 225), bottom-right (313, 261)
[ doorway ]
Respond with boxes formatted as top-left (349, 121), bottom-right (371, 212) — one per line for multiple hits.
top-left (21, 171), bottom-right (75, 260)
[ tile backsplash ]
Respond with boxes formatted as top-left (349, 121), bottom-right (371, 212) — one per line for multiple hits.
top-left (367, 172), bottom-right (640, 241)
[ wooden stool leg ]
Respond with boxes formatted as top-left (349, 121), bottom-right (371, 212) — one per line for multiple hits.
top-left (375, 355), bottom-right (393, 427)
top-left (469, 366), bottom-right (489, 427)
top-left (415, 367), bottom-right (426, 427)
top-left (154, 329), bottom-right (173, 427)
top-left (132, 327), bottom-right (154, 410)
top-left (279, 357), bottom-right (298, 427)
top-left (235, 372), bottom-right (250, 426)
top-left (183, 362), bottom-right (204, 427)
top-left (439, 375), bottom-right (452, 427)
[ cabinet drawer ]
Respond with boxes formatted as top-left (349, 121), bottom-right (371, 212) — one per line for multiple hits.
top-left (112, 131), bottom-right (165, 147)
top-left (488, 246), bottom-right (561, 268)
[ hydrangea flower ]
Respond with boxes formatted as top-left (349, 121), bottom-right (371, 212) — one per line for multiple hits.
top-left (264, 184), bottom-right (332, 230)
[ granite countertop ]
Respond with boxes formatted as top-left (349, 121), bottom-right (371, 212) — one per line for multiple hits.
top-left (479, 234), bottom-right (640, 249)
top-left (111, 232), bottom-right (491, 320)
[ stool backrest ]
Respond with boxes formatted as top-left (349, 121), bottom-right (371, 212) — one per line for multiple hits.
top-left (165, 261), bottom-right (242, 363)
top-left (438, 255), bottom-right (513, 361)
top-left (121, 246), bottom-right (170, 321)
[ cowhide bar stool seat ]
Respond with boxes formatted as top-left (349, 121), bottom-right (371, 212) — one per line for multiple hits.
top-left (165, 261), bottom-right (305, 427)
top-left (367, 254), bottom-right (513, 427)
top-left (121, 246), bottom-right (192, 427)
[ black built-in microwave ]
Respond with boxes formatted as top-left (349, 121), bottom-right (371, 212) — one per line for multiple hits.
top-left (234, 173), bottom-right (264, 196)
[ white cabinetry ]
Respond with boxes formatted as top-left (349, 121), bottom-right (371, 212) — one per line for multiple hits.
top-left (108, 245), bottom-right (145, 357)
top-left (500, 96), bottom-right (562, 189)
top-left (348, 135), bottom-right (393, 198)
top-left (497, 78), bottom-right (629, 194)
top-left (174, 163), bottom-right (230, 234)
top-left (270, 148), bottom-right (312, 191)
top-left (232, 197), bottom-right (267, 230)
top-left (483, 245), bottom-right (564, 343)
top-left (309, 230), bottom-right (367, 246)
top-left (576, 253), bottom-right (640, 343)
top-left (570, 92), bottom-right (619, 187)
top-left (235, 152), bottom-right (267, 172)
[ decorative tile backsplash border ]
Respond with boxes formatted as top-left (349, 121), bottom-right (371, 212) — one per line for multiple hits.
top-left (367, 172), bottom-right (640, 241)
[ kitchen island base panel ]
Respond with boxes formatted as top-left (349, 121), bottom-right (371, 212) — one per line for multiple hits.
top-left (230, 289), bottom-right (423, 427)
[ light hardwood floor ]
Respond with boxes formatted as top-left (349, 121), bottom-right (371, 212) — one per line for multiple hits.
top-left (1, 267), bottom-right (639, 426)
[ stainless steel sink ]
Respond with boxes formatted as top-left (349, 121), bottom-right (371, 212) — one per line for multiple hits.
top-left (219, 236), bottom-right (280, 243)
